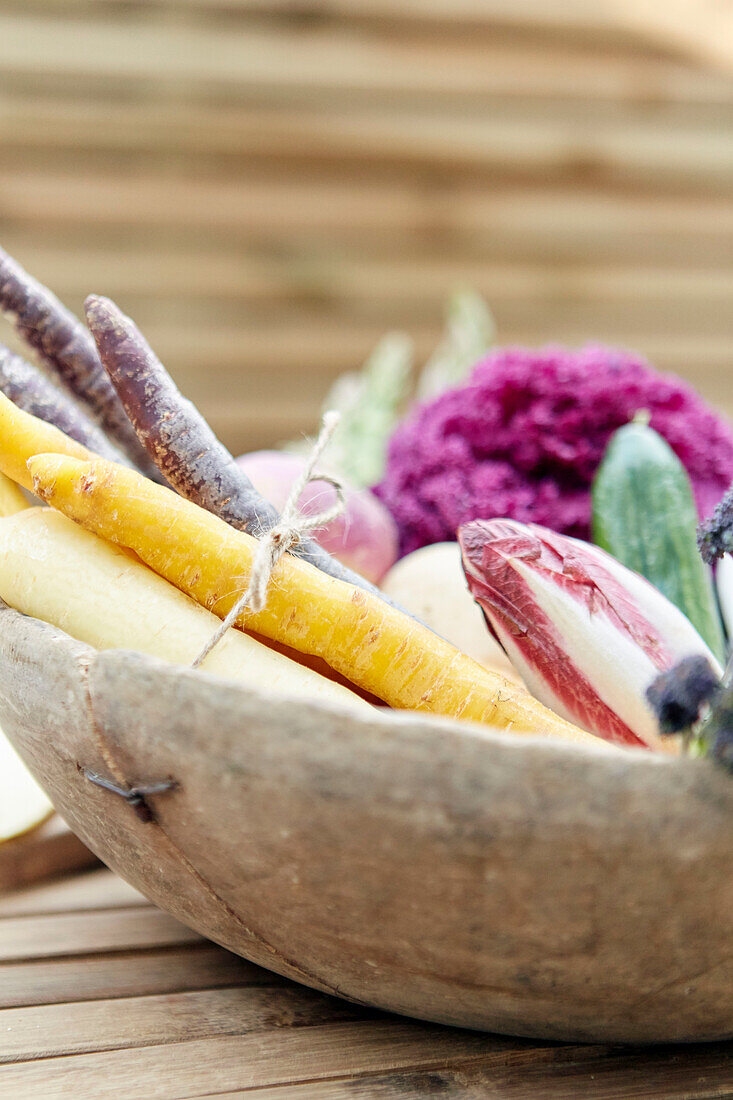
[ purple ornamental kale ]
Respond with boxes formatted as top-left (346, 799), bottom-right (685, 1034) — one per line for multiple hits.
top-left (375, 345), bottom-right (733, 556)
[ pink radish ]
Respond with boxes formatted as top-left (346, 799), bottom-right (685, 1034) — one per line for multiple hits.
top-left (236, 450), bottom-right (399, 584)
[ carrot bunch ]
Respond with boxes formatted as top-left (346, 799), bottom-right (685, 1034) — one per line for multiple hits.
top-left (0, 248), bottom-right (598, 745)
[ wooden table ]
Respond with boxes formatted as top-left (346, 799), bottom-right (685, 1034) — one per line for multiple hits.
top-left (0, 869), bottom-right (730, 1098)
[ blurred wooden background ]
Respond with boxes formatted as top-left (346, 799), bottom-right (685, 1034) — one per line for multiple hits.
top-left (0, 0), bottom-right (732, 454)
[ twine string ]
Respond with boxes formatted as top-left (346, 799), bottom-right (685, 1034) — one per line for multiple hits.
top-left (192, 410), bottom-right (344, 669)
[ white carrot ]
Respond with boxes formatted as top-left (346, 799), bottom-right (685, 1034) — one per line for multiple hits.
top-left (0, 508), bottom-right (368, 713)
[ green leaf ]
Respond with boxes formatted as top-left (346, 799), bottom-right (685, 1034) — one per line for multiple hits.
top-left (322, 333), bottom-right (413, 488)
top-left (416, 288), bottom-right (495, 402)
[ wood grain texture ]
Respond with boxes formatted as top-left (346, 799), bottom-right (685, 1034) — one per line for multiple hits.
top-left (210, 1043), bottom-right (733, 1098)
top-left (0, 865), bottom-right (144, 916)
top-left (0, 867), bottom-right (730, 1096)
top-left (0, 603), bottom-right (730, 1045)
top-left (0, 815), bottom-right (96, 892)
top-left (0, 942), bottom-right (274, 1009)
top-left (0, 1), bottom-right (732, 453)
top-left (0, 906), bottom-right (201, 962)
top-left (0, 1023), bottom-right (514, 1099)
top-left (0, 986), bottom-right (373, 1062)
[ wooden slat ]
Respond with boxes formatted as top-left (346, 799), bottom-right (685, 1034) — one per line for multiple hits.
top-left (0, 906), bottom-right (201, 962)
top-left (208, 1044), bottom-right (733, 1098)
top-left (2, 170), bottom-right (732, 268)
top-left (1, 866), bottom-right (730, 1096)
top-left (0, 986), bottom-right (370, 1062)
top-left (6, 316), bottom-right (727, 390)
top-left (9, 315), bottom-right (732, 380)
top-left (0, 868), bottom-right (146, 918)
top-left (7, 0), bottom-right (706, 51)
top-left (0, 816), bottom-right (96, 893)
top-left (468, 1044), bottom-right (733, 1100)
top-left (8, 328), bottom-right (730, 451)
top-left (0, 18), bottom-right (730, 109)
top-left (619, 1), bottom-right (733, 73)
top-left (0, 1021), bottom-right (519, 1098)
top-left (64, 0), bottom-right (733, 75)
top-left (0, 943), bottom-right (274, 1008)
top-left (2, 93), bottom-right (733, 194)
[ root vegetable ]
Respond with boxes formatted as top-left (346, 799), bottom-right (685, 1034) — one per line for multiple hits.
top-left (381, 542), bottom-right (519, 681)
top-left (0, 507), bottom-right (367, 712)
top-left (0, 465), bottom-right (50, 842)
top-left (27, 451), bottom-right (597, 744)
top-left (236, 450), bottom-right (398, 584)
top-left (0, 392), bottom-right (92, 493)
top-left (0, 344), bottom-right (131, 465)
top-left (0, 469), bottom-right (30, 518)
top-left (0, 247), bottom-right (156, 475)
top-left (85, 294), bottom-right (391, 600)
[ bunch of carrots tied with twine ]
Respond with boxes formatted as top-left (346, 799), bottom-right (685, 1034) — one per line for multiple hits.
top-left (0, 244), bottom-right (730, 765)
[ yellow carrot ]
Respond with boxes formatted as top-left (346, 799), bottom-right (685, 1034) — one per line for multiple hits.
top-left (0, 507), bottom-right (368, 712)
top-left (0, 391), bottom-right (92, 492)
top-left (0, 470), bottom-right (30, 517)
top-left (0, 453), bottom-right (51, 843)
top-left (26, 450), bottom-right (597, 745)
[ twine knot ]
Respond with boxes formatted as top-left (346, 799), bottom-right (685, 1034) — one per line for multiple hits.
top-left (192, 410), bottom-right (344, 669)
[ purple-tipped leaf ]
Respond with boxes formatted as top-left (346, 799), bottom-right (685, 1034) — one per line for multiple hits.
top-left (459, 518), bottom-right (722, 750)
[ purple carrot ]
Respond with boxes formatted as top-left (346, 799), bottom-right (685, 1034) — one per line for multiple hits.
top-left (0, 246), bottom-right (158, 477)
top-left (85, 293), bottom-right (391, 599)
top-left (0, 344), bottom-right (132, 464)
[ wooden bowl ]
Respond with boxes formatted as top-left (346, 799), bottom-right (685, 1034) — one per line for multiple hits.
top-left (1, 603), bottom-right (731, 1044)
